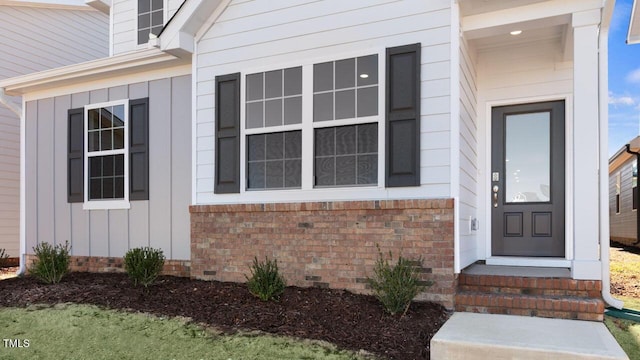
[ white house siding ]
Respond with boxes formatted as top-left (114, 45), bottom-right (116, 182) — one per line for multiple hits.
top-left (610, 158), bottom-right (637, 243)
top-left (23, 75), bottom-right (192, 260)
top-left (458, 33), bottom-right (478, 270)
top-left (0, 4), bottom-right (108, 257)
top-left (476, 38), bottom-right (573, 258)
top-left (112, 0), bottom-right (185, 55)
top-left (195, 0), bottom-right (453, 205)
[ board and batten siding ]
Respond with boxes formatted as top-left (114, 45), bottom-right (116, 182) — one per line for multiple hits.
top-left (112, 0), bottom-right (186, 55)
top-left (458, 32), bottom-right (478, 270)
top-left (0, 4), bottom-right (108, 257)
top-left (24, 75), bottom-right (192, 260)
top-left (195, 0), bottom-right (452, 204)
top-left (610, 158), bottom-right (637, 242)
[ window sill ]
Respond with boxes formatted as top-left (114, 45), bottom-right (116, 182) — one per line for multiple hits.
top-left (83, 200), bottom-right (131, 211)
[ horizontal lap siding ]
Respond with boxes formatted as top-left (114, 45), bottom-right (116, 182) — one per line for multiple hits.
top-left (458, 33), bottom-right (478, 269)
top-left (0, 5), bottom-right (108, 257)
top-left (195, 0), bottom-right (452, 204)
top-left (24, 75), bottom-right (192, 260)
top-left (610, 159), bottom-right (637, 243)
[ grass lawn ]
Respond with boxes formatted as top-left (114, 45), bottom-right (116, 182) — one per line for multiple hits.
top-left (0, 304), bottom-right (366, 360)
top-left (605, 317), bottom-right (640, 359)
top-left (608, 244), bottom-right (640, 359)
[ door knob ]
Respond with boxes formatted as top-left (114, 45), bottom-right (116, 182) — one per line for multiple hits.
top-left (493, 185), bottom-right (499, 208)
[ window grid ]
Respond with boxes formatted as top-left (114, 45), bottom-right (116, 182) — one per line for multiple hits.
top-left (138, 0), bottom-right (163, 44)
top-left (247, 131), bottom-right (302, 190)
top-left (246, 67), bottom-right (302, 129)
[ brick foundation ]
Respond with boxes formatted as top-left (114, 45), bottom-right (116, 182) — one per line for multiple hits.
top-left (190, 199), bottom-right (456, 308)
top-left (24, 255), bottom-right (191, 277)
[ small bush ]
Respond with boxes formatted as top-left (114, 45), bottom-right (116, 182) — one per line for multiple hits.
top-left (245, 257), bottom-right (286, 301)
top-left (0, 248), bottom-right (8, 267)
top-left (123, 247), bottom-right (165, 287)
top-left (29, 241), bottom-right (71, 284)
top-left (368, 247), bottom-right (430, 315)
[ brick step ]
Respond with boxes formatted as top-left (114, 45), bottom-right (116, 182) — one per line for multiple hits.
top-left (455, 292), bottom-right (604, 321)
top-left (459, 273), bottom-right (602, 294)
top-left (457, 284), bottom-right (599, 298)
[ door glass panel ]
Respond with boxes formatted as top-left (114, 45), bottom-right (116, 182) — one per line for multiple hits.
top-left (505, 112), bottom-right (550, 203)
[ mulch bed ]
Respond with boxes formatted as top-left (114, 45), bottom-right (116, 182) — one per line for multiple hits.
top-left (0, 272), bottom-right (449, 359)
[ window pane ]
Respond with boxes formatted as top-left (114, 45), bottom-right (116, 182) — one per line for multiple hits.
top-left (90, 157), bottom-right (102, 177)
top-left (265, 99), bottom-right (283, 127)
top-left (151, 10), bottom-right (163, 27)
top-left (151, 0), bottom-right (162, 11)
top-left (335, 125), bottom-right (356, 155)
top-left (114, 154), bottom-right (124, 176)
top-left (89, 109), bottom-right (100, 130)
top-left (246, 73), bottom-right (264, 101)
top-left (335, 58), bottom-right (355, 89)
top-left (284, 67), bottom-right (302, 96)
top-left (357, 154), bottom-right (377, 184)
top-left (285, 160), bottom-right (302, 188)
top-left (265, 70), bottom-right (282, 98)
top-left (138, 0), bottom-right (150, 13)
top-left (313, 93), bottom-right (333, 122)
top-left (314, 62), bottom-right (333, 92)
top-left (103, 178), bottom-right (114, 199)
top-left (357, 55), bottom-right (378, 86)
top-left (138, 13), bottom-right (150, 28)
top-left (284, 96), bottom-right (302, 125)
top-left (248, 162), bottom-right (265, 189)
top-left (248, 134), bottom-right (265, 161)
top-left (284, 131), bottom-right (301, 158)
top-left (114, 128), bottom-right (125, 149)
top-left (113, 105), bottom-right (125, 127)
top-left (90, 179), bottom-right (102, 200)
top-left (151, 26), bottom-right (163, 36)
top-left (335, 156), bottom-right (356, 185)
top-left (315, 157), bottom-right (334, 186)
top-left (89, 131), bottom-right (100, 152)
top-left (315, 127), bottom-right (334, 156)
top-left (265, 132), bottom-right (283, 160)
top-left (266, 161), bottom-right (284, 188)
top-left (103, 155), bottom-right (114, 177)
top-left (357, 123), bottom-right (378, 153)
top-left (101, 108), bottom-right (113, 129)
top-left (138, 29), bottom-right (150, 44)
top-left (246, 102), bottom-right (263, 129)
top-left (335, 89), bottom-right (355, 120)
top-left (101, 129), bottom-right (113, 151)
top-left (357, 86), bottom-right (378, 117)
top-left (115, 177), bottom-right (125, 199)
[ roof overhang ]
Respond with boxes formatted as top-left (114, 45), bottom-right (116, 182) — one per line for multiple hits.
top-left (0, 48), bottom-right (188, 96)
top-left (629, 0), bottom-right (640, 44)
top-left (84, 0), bottom-right (109, 14)
top-left (0, 0), bottom-right (91, 10)
top-left (609, 136), bottom-right (640, 172)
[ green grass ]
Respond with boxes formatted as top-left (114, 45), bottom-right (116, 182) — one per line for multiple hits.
top-left (0, 304), bottom-right (366, 360)
top-left (605, 316), bottom-right (640, 360)
top-left (617, 295), bottom-right (640, 311)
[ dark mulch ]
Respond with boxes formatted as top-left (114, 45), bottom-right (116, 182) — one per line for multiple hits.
top-left (0, 272), bottom-right (449, 359)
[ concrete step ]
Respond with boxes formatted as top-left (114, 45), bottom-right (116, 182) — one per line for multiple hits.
top-left (431, 312), bottom-right (629, 360)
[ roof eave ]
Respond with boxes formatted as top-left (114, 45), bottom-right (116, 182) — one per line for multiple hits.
top-left (609, 136), bottom-right (640, 172)
top-left (628, 0), bottom-right (640, 44)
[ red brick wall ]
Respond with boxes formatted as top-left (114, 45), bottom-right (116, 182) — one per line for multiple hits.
top-left (190, 199), bottom-right (456, 309)
top-left (25, 255), bottom-right (190, 277)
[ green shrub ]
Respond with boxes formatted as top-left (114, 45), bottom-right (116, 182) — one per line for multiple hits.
top-left (367, 247), bottom-right (430, 315)
top-left (245, 257), bottom-right (286, 301)
top-left (29, 241), bottom-right (71, 284)
top-left (0, 248), bottom-right (8, 267)
top-left (123, 247), bottom-right (165, 287)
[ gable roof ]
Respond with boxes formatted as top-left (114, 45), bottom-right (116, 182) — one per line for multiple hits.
top-left (630, 0), bottom-right (640, 44)
top-left (610, 136), bottom-right (640, 172)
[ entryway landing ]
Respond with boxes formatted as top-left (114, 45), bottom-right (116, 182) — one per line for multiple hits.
top-left (463, 263), bottom-right (570, 278)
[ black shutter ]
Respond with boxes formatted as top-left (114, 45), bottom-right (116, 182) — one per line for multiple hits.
top-left (68, 108), bottom-right (84, 203)
top-left (214, 73), bottom-right (241, 194)
top-left (129, 98), bottom-right (149, 200)
top-left (386, 43), bottom-right (421, 187)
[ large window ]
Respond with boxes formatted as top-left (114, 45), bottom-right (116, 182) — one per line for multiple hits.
top-left (634, 161), bottom-right (638, 211)
top-left (616, 172), bottom-right (621, 214)
top-left (84, 100), bottom-right (129, 208)
top-left (138, 0), bottom-right (163, 44)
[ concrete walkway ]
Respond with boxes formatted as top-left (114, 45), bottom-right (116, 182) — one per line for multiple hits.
top-left (431, 313), bottom-right (629, 360)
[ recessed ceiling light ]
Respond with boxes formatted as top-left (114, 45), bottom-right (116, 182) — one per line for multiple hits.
top-left (360, 73), bottom-right (369, 79)
top-left (510, 30), bottom-right (522, 36)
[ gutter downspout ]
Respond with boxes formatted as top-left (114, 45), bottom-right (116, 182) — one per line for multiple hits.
top-left (624, 144), bottom-right (640, 245)
top-left (0, 88), bottom-right (21, 117)
top-left (599, 0), bottom-right (624, 309)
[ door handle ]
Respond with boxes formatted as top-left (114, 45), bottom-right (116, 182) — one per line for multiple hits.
top-left (493, 185), bottom-right (499, 208)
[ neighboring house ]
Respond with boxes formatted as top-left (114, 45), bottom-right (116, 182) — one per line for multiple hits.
top-left (609, 139), bottom-right (640, 248)
top-left (0, 0), bottom-right (108, 259)
top-left (0, 0), bottom-right (621, 319)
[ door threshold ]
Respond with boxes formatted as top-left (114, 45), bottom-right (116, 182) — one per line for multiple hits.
top-left (486, 257), bottom-right (571, 268)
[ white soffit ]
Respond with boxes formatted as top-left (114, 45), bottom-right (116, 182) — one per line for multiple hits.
top-left (629, 0), bottom-right (640, 44)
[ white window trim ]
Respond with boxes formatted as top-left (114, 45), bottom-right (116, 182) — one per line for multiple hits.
top-left (83, 99), bottom-right (130, 210)
top-left (238, 48), bottom-right (386, 195)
